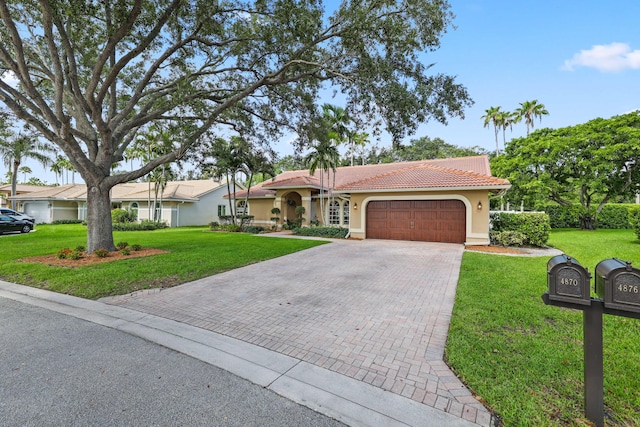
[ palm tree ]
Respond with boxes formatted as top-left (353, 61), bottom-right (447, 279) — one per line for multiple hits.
top-left (497, 110), bottom-right (516, 150)
top-left (482, 106), bottom-right (502, 156)
top-left (18, 165), bottom-right (32, 183)
top-left (0, 133), bottom-right (54, 209)
top-left (322, 104), bottom-right (355, 165)
top-left (515, 100), bottom-right (549, 136)
top-left (305, 138), bottom-right (340, 225)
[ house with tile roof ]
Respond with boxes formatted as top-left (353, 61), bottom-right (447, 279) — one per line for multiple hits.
top-left (234, 155), bottom-right (510, 245)
top-left (0, 184), bottom-right (52, 208)
top-left (8, 180), bottom-right (229, 227)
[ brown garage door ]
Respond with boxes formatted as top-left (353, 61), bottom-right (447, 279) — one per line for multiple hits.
top-left (366, 200), bottom-right (466, 243)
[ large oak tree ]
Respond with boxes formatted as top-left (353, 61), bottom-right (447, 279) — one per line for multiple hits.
top-left (0, 0), bottom-right (472, 251)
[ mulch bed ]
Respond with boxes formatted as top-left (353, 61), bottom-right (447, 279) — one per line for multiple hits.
top-left (465, 245), bottom-right (528, 255)
top-left (19, 248), bottom-right (169, 268)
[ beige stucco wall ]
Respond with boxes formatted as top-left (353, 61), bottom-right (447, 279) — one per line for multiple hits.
top-left (52, 201), bottom-right (80, 222)
top-left (346, 189), bottom-right (491, 245)
top-left (245, 197), bottom-right (276, 226)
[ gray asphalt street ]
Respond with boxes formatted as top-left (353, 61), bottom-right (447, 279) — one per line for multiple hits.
top-left (0, 297), bottom-right (345, 427)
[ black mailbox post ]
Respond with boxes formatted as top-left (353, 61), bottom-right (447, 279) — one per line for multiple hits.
top-left (547, 254), bottom-right (591, 305)
top-left (595, 258), bottom-right (640, 313)
top-left (543, 255), bottom-right (640, 427)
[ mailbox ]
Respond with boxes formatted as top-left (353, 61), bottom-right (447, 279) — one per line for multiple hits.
top-left (547, 254), bottom-right (591, 305)
top-left (595, 258), bottom-right (640, 313)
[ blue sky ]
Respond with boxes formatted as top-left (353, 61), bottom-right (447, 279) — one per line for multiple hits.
top-left (8, 1), bottom-right (640, 184)
top-left (399, 0), bottom-right (640, 153)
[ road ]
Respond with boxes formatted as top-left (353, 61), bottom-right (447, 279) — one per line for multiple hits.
top-left (0, 297), bottom-right (345, 427)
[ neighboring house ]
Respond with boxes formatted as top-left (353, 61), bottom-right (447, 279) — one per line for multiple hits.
top-left (233, 156), bottom-right (510, 245)
top-left (8, 180), bottom-right (230, 227)
top-left (0, 184), bottom-right (52, 208)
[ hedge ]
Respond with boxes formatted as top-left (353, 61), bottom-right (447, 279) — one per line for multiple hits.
top-left (540, 203), bottom-right (640, 229)
top-left (490, 212), bottom-right (550, 247)
top-left (292, 226), bottom-right (348, 239)
top-left (111, 220), bottom-right (168, 231)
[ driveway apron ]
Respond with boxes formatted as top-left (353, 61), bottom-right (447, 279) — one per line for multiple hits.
top-left (102, 238), bottom-right (491, 425)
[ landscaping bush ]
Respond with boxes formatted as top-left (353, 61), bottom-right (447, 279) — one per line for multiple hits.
top-left (490, 230), bottom-right (526, 247)
top-left (111, 208), bottom-right (136, 224)
top-left (52, 219), bottom-right (83, 224)
top-left (292, 226), bottom-right (348, 238)
top-left (131, 244), bottom-right (143, 251)
top-left (111, 220), bottom-right (167, 231)
top-left (242, 225), bottom-right (265, 234)
top-left (539, 204), bottom-right (581, 229)
top-left (490, 212), bottom-right (550, 247)
top-left (238, 215), bottom-right (254, 227)
top-left (222, 224), bottom-right (241, 232)
top-left (93, 248), bottom-right (109, 258)
top-left (116, 241), bottom-right (129, 250)
top-left (595, 204), bottom-right (636, 229)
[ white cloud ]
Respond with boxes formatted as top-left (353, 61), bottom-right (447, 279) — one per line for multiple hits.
top-left (562, 42), bottom-right (640, 72)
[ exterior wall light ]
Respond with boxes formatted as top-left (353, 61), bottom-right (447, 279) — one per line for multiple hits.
top-left (353, 202), bottom-right (358, 210)
top-left (477, 201), bottom-right (483, 210)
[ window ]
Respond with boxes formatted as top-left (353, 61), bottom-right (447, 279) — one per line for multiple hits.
top-left (218, 204), bottom-right (226, 217)
top-left (343, 201), bottom-right (350, 226)
top-left (329, 201), bottom-right (340, 225)
top-left (130, 202), bottom-right (139, 220)
top-left (237, 200), bottom-right (248, 215)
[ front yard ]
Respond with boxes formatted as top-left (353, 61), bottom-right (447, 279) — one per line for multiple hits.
top-left (448, 229), bottom-right (640, 426)
top-left (1, 224), bottom-right (326, 299)
top-left (5, 224), bottom-right (640, 425)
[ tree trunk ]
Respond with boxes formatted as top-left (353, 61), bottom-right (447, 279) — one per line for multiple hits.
top-left (11, 160), bottom-right (19, 210)
top-left (86, 183), bottom-right (116, 253)
top-left (580, 214), bottom-right (595, 230)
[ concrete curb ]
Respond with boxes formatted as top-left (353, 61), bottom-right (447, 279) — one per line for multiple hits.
top-left (1, 280), bottom-right (477, 427)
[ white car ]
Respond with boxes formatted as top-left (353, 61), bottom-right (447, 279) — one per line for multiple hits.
top-left (0, 208), bottom-right (35, 224)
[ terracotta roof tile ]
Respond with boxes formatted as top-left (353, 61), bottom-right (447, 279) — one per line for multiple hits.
top-left (241, 155), bottom-right (508, 195)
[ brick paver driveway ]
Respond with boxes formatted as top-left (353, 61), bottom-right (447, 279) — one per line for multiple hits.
top-left (102, 238), bottom-right (491, 425)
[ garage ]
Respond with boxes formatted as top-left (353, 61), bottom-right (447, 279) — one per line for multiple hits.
top-left (366, 200), bottom-right (466, 243)
top-left (22, 201), bottom-right (50, 224)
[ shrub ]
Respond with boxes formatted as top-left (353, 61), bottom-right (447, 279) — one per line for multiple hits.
top-left (131, 244), bottom-right (143, 251)
top-left (222, 223), bottom-right (241, 232)
top-left (75, 245), bottom-right (86, 252)
top-left (56, 248), bottom-right (72, 259)
top-left (111, 220), bottom-right (167, 231)
top-left (490, 230), bottom-right (526, 247)
top-left (595, 204), bottom-right (639, 229)
top-left (292, 226), bottom-right (349, 239)
top-left (111, 208), bottom-right (136, 224)
top-left (238, 215), bottom-right (254, 227)
top-left (93, 248), bottom-right (109, 258)
top-left (69, 250), bottom-right (83, 260)
top-left (539, 204), bottom-right (581, 229)
top-left (116, 241), bottom-right (129, 250)
top-left (242, 225), bottom-right (265, 234)
top-left (120, 248), bottom-right (131, 256)
top-left (209, 221), bottom-right (220, 230)
top-left (52, 219), bottom-right (83, 224)
top-left (490, 212), bottom-right (550, 247)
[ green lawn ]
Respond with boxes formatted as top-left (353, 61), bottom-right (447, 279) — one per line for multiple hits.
top-left (447, 229), bottom-right (640, 426)
top-left (1, 224), bottom-right (326, 299)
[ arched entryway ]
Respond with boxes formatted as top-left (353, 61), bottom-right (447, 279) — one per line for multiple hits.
top-left (282, 191), bottom-right (302, 223)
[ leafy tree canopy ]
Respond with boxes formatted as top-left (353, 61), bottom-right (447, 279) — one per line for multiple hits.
top-left (491, 111), bottom-right (640, 229)
top-left (361, 136), bottom-right (486, 164)
top-left (0, 0), bottom-right (472, 251)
